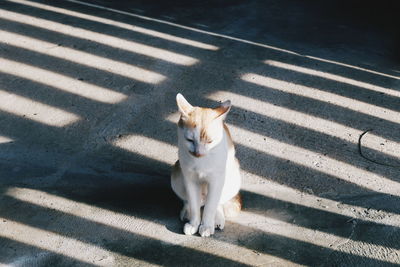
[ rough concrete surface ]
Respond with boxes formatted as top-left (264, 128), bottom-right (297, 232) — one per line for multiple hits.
top-left (0, 0), bottom-right (400, 266)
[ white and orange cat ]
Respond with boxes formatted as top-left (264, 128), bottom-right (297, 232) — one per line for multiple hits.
top-left (171, 93), bottom-right (241, 237)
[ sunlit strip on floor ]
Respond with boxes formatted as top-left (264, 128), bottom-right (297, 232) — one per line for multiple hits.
top-left (45, 0), bottom-right (399, 80)
top-left (0, 30), bottom-right (165, 84)
top-left (0, 90), bottom-right (80, 127)
top-left (112, 135), bottom-right (177, 165)
top-left (242, 73), bottom-right (400, 124)
top-left (304, 55), bottom-right (400, 80)
top-left (242, 181), bottom-right (400, 228)
top-left (0, 218), bottom-right (118, 266)
top-left (6, 0), bottom-right (218, 51)
top-left (207, 91), bottom-right (400, 159)
top-left (5, 187), bottom-right (289, 265)
top-left (2, 59), bottom-right (127, 104)
top-left (0, 136), bottom-right (13, 144)
top-left (237, 211), bottom-right (400, 265)
top-left (265, 60), bottom-right (400, 98)
top-left (1, 10), bottom-right (198, 66)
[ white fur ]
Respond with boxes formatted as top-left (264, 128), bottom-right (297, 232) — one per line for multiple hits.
top-left (171, 94), bottom-right (241, 237)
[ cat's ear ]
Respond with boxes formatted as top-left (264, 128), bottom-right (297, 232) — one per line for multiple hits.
top-left (176, 93), bottom-right (193, 118)
top-left (214, 100), bottom-right (231, 120)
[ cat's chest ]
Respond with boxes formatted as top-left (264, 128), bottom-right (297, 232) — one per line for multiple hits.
top-left (186, 161), bottom-right (211, 175)
top-left (183, 156), bottom-right (224, 179)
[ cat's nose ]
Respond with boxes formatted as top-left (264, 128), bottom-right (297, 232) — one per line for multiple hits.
top-left (190, 151), bottom-right (205, 157)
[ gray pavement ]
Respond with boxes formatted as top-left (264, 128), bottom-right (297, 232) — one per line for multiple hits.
top-left (0, 0), bottom-right (400, 266)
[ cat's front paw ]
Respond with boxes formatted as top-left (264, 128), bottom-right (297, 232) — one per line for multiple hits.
top-left (199, 224), bottom-right (215, 237)
top-left (183, 223), bottom-right (199, 235)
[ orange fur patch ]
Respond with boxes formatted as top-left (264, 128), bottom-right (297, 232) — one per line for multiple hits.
top-left (180, 107), bottom-right (218, 143)
top-left (223, 192), bottom-right (242, 217)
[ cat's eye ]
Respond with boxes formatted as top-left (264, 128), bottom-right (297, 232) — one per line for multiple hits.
top-left (206, 140), bottom-right (213, 144)
top-left (186, 138), bottom-right (194, 143)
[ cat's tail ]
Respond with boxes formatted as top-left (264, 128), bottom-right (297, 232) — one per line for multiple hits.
top-left (223, 193), bottom-right (242, 218)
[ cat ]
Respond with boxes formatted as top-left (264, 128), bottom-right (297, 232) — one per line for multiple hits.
top-left (171, 93), bottom-right (242, 237)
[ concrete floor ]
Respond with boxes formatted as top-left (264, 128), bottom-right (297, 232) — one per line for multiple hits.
top-left (0, 0), bottom-right (400, 266)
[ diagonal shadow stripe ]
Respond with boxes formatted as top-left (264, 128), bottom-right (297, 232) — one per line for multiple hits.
top-left (0, 44), bottom-right (151, 94)
top-left (241, 190), bottom-right (400, 250)
top-left (257, 63), bottom-right (400, 112)
top-left (0, 237), bottom-right (98, 266)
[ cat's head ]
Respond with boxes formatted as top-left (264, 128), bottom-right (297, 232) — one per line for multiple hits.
top-left (176, 93), bottom-right (231, 157)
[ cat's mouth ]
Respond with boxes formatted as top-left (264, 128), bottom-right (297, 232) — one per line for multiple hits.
top-left (190, 151), bottom-right (205, 158)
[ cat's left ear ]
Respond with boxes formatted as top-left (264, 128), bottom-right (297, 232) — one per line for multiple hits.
top-left (176, 93), bottom-right (193, 119)
top-left (214, 100), bottom-right (231, 121)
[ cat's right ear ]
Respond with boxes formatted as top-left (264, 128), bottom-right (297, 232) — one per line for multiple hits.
top-left (176, 93), bottom-right (193, 118)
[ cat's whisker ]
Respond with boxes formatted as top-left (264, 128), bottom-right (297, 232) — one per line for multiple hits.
top-left (0, 90), bottom-right (80, 127)
top-left (5, 0), bottom-right (219, 51)
top-left (0, 30), bottom-right (166, 84)
top-left (2, 59), bottom-right (127, 104)
top-left (242, 73), bottom-right (400, 125)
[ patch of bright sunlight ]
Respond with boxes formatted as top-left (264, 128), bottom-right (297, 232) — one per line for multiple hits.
top-left (0, 136), bottom-right (13, 144)
top-left (112, 135), bottom-right (177, 165)
top-left (0, 218), bottom-right (117, 266)
top-left (242, 73), bottom-right (400, 125)
top-left (265, 60), bottom-right (400, 98)
top-left (0, 30), bottom-right (165, 84)
top-left (2, 59), bottom-right (127, 104)
top-left (207, 91), bottom-right (400, 159)
top-left (7, 0), bottom-right (218, 51)
top-left (0, 90), bottom-right (79, 127)
top-left (5, 187), bottom-right (285, 266)
top-left (228, 123), bottom-right (400, 196)
top-left (1, 10), bottom-right (198, 66)
top-left (237, 211), bottom-right (400, 265)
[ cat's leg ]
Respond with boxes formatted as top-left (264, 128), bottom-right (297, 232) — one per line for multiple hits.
top-left (199, 178), bottom-right (224, 237)
top-left (183, 178), bottom-right (201, 235)
top-left (214, 205), bottom-right (225, 230)
top-left (171, 161), bottom-right (191, 222)
top-left (180, 201), bottom-right (190, 222)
